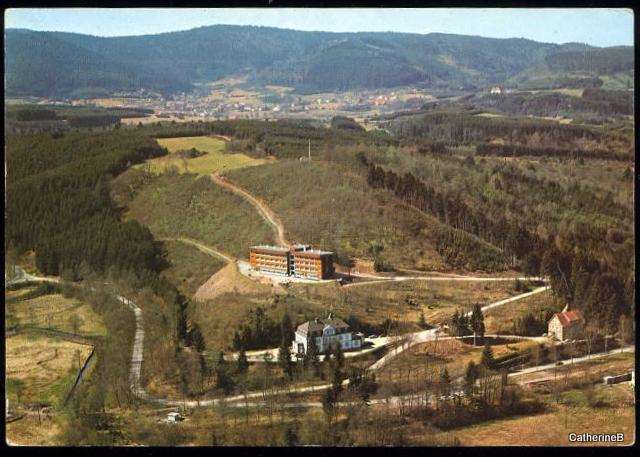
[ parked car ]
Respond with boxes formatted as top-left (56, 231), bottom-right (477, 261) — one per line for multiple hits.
top-left (165, 411), bottom-right (184, 423)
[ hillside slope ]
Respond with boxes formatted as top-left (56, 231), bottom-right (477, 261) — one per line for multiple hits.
top-left (5, 26), bottom-right (634, 97)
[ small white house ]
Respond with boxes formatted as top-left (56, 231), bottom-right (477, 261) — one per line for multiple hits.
top-left (490, 86), bottom-right (504, 95)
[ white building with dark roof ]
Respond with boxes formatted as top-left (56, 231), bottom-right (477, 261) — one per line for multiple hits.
top-left (293, 314), bottom-right (362, 355)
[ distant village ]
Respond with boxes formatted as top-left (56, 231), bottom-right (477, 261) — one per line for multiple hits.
top-left (14, 83), bottom-right (479, 123)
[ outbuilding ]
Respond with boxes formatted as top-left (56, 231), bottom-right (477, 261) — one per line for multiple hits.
top-left (548, 309), bottom-right (584, 341)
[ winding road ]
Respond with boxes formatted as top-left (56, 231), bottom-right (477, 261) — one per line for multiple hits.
top-left (4, 268), bottom-right (631, 410)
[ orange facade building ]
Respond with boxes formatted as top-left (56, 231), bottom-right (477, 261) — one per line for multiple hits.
top-left (249, 244), bottom-right (334, 280)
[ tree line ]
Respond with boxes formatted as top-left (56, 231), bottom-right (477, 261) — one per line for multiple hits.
top-left (6, 130), bottom-right (169, 278)
top-left (475, 142), bottom-right (630, 161)
top-left (364, 158), bottom-right (633, 329)
top-left (389, 110), bottom-right (632, 154)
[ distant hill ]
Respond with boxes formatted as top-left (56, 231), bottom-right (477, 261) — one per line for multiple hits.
top-left (4, 25), bottom-right (634, 97)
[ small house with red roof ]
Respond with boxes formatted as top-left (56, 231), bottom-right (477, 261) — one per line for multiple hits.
top-left (548, 308), bottom-right (584, 341)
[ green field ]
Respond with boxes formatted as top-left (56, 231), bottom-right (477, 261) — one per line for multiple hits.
top-left (138, 136), bottom-right (268, 176)
top-left (599, 73), bottom-right (634, 91)
top-left (190, 276), bottom-right (522, 351)
top-left (125, 173), bottom-right (274, 259)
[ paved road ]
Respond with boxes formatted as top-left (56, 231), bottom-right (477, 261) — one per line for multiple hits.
top-left (469, 286), bottom-right (550, 315)
top-left (211, 172), bottom-right (289, 247)
top-left (343, 275), bottom-right (547, 288)
top-left (508, 345), bottom-right (635, 381)
top-left (368, 286), bottom-right (550, 371)
top-left (9, 268), bottom-right (628, 411)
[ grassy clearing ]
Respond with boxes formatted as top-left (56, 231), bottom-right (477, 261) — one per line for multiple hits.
top-left (226, 159), bottom-right (446, 270)
top-left (125, 173), bottom-right (274, 259)
top-left (599, 73), bottom-right (634, 91)
top-left (189, 287), bottom-right (318, 353)
top-left (6, 333), bottom-right (92, 407)
top-left (160, 239), bottom-right (226, 297)
top-left (377, 337), bottom-right (539, 385)
top-left (6, 292), bottom-right (106, 336)
top-left (292, 279), bottom-right (521, 330)
top-left (191, 276), bottom-right (522, 351)
top-left (138, 136), bottom-right (267, 176)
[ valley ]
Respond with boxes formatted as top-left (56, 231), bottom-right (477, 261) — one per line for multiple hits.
top-left (3, 13), bottom-right (635, 448)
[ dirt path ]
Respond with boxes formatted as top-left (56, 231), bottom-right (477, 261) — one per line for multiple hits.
top-left (159, 237), bottom-right (235, 263)
top-left (211, 172), bottom-right (289, 247)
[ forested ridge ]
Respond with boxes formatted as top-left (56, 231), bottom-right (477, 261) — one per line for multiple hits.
top-left (5, 127), bottom-right (207, 441)
top-left (362, 147), bottom-right (633, 332)
top-left (390, 110), bottom-right (634, 161)
top-left (5, 26), bottom-right (633, 96)
top-left (5, 131), bottom-right (168, 276)
top-left (473, 88), bottom-right (633, 119)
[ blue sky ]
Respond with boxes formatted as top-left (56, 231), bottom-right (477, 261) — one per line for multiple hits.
top-left (4, 8), bottom-right (634, 47)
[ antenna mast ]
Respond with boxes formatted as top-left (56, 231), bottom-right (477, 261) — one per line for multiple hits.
top-left (308, 139), bottom-right (311, 162)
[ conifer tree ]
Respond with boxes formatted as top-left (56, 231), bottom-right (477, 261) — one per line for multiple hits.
top-left (481, 343), bottom-right (495, 369)
top-left (236, 348), bottom-right (249, 374)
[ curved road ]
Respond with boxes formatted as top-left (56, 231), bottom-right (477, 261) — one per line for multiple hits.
top-left (9, 270), bottom-right (622, 412)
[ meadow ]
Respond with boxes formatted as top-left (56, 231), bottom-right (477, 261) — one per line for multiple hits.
top-left (189, 276), bottom-right (523, 352)
top-left (428, 380), bottom-right (635, 446)
top-left (484, 288), bottom-right (562, 334)
top-left (6, 333), bottom-right (92, 407)
top-left (6, 290), bottom-right (106, 336)
top-left (292, 278), bottom-right (522, 331)
top-left (138, 136), bottom-right (268, 176)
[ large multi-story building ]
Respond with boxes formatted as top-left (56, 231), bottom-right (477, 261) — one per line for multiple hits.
top-left (292, 314), bottom-right (362, 355)
top-left (249, 244), bottom-right (334, 280)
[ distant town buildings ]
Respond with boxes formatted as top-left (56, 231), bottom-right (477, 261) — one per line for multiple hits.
top-left (293, 313), bottom-right (362, 355)
top-left (490, 86), bottom-right (504, 95)
top-left (249, 244), bottom-right (335, 280)
top-left (548, 308), bottom-right (584, 341)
